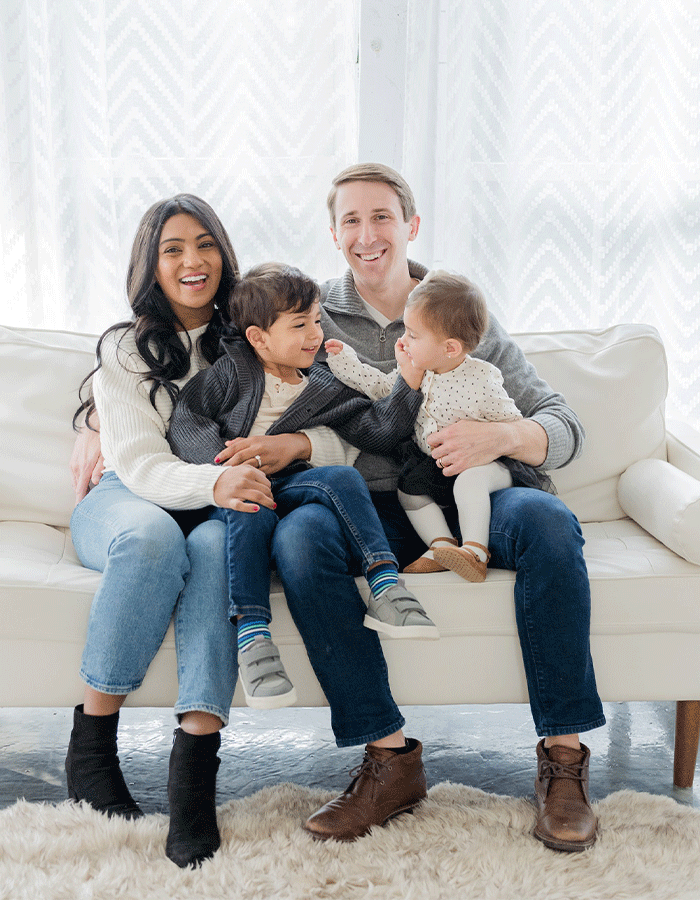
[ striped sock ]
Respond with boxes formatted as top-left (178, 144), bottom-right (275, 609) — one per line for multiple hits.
top-left (366, 562), bottom-right (399, 599)
top-left (237, 617), bottom-right (271, 653)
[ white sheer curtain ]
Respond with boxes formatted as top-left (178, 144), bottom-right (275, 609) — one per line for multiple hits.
top-left (403, 0), bottom-right (700, 429)
top-left (3, 1), bottom-right (698, 427)
top-left (0, 1), bottom-right (358, 334)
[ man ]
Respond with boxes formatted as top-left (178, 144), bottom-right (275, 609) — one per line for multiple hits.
top-left (303, 163), bottom-right (605, 852)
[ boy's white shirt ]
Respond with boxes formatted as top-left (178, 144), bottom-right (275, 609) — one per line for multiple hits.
top-left (327, 342), bottom-right (522, 457)
top-left (252, 372), bottom-right (360, 466)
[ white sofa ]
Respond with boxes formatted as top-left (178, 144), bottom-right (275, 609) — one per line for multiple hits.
top-left (2, 322), bottom-right (700, 787)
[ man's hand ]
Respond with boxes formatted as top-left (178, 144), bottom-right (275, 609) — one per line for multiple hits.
top-left (212, 464), bottom-right (275, 512)
top-left (215, 433), bottom-right (312, 474)
top-left (395, 338), bottom-right (424, 391)
top-left (324, 339), bottom-right (344, 356)
top-left (70, 425), bottom-right (105, 504)
top-left (427, 418), bottom-right (548, 476)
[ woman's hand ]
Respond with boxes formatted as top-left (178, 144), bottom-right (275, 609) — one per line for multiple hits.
top-left (215, 433), bottom-right (312, 475)
top-left (395, 338), bottom-right (424, 391)
top-left (70, 424), bottom-right (105, 504)
top-left (212, 464), bottom-right (275, 512)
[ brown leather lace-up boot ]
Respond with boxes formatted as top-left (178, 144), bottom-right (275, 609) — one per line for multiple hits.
top-left (534, 739), bottom-right (597, 851)
top-left (303, 738), bottom-right (427, 841)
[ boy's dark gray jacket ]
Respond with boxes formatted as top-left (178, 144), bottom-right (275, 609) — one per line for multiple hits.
top-left (167, 330), bottom-right (422, 466)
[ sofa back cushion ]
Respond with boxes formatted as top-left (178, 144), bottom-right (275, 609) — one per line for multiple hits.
top-left (0, 325), bottom-right (97, 526)
top-left (514, 324), bottom-right (667, 522)
top-left (0, 321), bottom-right (668, 528)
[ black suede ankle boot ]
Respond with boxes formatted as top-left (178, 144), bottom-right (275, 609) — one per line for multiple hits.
top-left (166, 728), bottom-right (221, 868)
top-left (65, 704), bottom-right (143, 819)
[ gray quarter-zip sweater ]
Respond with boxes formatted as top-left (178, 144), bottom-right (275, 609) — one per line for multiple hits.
top-left (318, 261), bottom-right (585, 493)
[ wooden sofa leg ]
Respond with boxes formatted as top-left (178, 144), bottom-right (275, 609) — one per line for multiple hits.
top-left (674, 700), bottom-right (700, 788)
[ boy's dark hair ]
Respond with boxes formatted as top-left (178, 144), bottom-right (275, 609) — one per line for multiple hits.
top-left (406, 270), bottom-right (489, 353)
top-left (231, 263), bottom-right (320, 333)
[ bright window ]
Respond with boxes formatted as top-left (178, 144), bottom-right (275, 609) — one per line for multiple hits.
top-left (0, 1), bottom-right (359, 332)
top-left (2, 0), bottom-right (698, 428)
top-left (401, 0), bottom-right (700, 428)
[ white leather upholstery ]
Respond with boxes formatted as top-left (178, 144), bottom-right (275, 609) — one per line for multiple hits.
top-left (0, 326), bottom-right (95, 526)
top-left (1, 322), bottom-right (699, 711)
top-left (618, 459), bottom-right (700, 565)
top-left (516, 326), bottom-right (668, 522)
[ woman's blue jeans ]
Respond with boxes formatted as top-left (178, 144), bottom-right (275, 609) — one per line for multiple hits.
top-left (274, 485), bottom-right (605, 746)
top-left (70, 472), bottom-right (237, 725)
top-left (209, 465), bottom-right (398, 623)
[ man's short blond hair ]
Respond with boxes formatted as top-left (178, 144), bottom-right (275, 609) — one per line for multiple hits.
top-left (406, 270), bottom-right (489, 353)
top-left (327, 163), bottom-right (417, 228)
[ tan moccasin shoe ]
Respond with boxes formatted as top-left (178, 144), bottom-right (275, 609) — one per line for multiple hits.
top-left (432, 541), bottom-right (490, 582)
top-left (403, 537), bottom-right (458, 574)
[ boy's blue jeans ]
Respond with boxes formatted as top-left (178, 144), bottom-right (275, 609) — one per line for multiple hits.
top-left (209, 465), bottom-right (398, 623)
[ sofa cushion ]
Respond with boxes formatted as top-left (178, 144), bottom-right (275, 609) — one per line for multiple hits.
top-left (2, 517), bottom-right (699, 706)
top-left (0, 325), bottom-right (97, 527)
top-left (514, 324), bottom-right (667, 522)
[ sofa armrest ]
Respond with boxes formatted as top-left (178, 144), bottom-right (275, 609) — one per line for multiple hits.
top-left (666, 419), bottom-right (700, 483)
top-left (618, 458), bottom-right (700, 565)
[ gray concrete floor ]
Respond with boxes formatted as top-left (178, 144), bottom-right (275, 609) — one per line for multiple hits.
top-left (0, 702), bottom-right (697, 814)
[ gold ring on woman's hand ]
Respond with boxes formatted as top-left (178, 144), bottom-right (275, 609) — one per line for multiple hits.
top-left (437, 457), bottom-right (444, 469)
top-left (254, 455), bottom-right (262, 468)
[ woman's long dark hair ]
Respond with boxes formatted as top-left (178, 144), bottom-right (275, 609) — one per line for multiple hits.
top-left (74, 194), bottom-right (239, 429)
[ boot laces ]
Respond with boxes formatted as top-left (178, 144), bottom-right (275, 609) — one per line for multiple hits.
top-left (348, 753), bottom-right (391, 786)
top-left (541, 759), bottom-right (585, 782)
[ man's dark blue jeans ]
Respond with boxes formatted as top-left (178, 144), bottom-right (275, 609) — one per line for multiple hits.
top-left (273, 485), bottom-right (604, 746)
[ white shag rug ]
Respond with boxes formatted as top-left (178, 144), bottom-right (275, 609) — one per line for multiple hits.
top-left (1, 783), bottom-right (699, 900)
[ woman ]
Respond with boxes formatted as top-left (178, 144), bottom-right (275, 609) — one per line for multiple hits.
top-left (69, 193), bottom-right (427, 863)
top-left (67, 194), bottom-right (288, 869)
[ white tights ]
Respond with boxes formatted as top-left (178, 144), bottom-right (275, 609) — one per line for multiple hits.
top-left (398, 462), bottom-right (513, 561)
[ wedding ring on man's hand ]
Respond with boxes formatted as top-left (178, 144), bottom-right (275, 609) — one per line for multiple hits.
top-left (437, 457), bottom-right (444, 469)
top-left (254, 455), bottom-right (262, 468)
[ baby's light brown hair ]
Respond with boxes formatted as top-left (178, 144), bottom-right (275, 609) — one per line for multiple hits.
top-left (405, 270), bottom-right (488, 353)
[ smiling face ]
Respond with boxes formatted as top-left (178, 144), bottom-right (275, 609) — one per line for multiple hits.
top-left (155, 213), bottom-right (223, 330)
top-left (247, 301), bottom-right (323, 381)
top-left (330, 180), bottom-right (419, 299)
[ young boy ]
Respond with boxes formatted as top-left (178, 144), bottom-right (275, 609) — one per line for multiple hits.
top-left (167, 262), bottom-right (438, 710)
top-left (326, 270), bottom-right (551, 582)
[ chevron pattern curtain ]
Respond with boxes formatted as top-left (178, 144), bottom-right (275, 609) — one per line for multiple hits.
top-left (404, 1), bottom-right (699, 429)
top-left (0, 1), bottom-right (358, 333)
